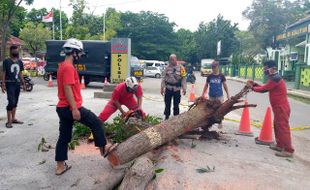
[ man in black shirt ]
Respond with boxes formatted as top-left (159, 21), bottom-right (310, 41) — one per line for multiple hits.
top-left (1, 45), bottom-right (26, 128)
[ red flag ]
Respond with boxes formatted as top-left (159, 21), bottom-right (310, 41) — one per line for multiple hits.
top-left (42, 11), bottom-right (53, 23)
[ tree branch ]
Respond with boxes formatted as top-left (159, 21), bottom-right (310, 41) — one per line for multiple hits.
top-left (231, 104), bottom-right (257, 111)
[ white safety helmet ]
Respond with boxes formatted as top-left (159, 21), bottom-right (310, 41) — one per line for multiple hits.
top-left (63, 38), bottom-right (84, 53)
top-left (125, 77), bottom-right (139, 92)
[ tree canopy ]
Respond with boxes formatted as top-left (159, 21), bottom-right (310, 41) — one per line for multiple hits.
top-left (3, 0), bottom-right (310, 64)
top-left (19, 22), bottom-right (51, 55)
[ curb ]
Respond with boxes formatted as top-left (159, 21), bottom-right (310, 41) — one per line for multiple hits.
top-left (226, 77), bottom-right (310, 101)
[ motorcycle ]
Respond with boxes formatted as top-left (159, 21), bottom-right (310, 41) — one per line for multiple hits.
top-left (0, 75), bottom-right (34, 92)
top-left (23, 75), bottom-right (34, 92)
top-left (186, 72), bottom-right (196, 84)
top-left (43, 72), bottom-right (57, 81)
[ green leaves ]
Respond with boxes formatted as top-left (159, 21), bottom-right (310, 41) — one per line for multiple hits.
top-left (38, 160), bottom-right (46, 165)
top-left (196, 166), bottom-right (215, 173)
top-left (118, 11), bottom-right (178, 60)
top-left (155, 168), bottom-right (164, 174)
top-left (152, 168), bottom-right (165, 180)
top-left (68, 122), bottom-right (91, 150)
top-left (195, 15), bottom-right (239, 60)
top-left (37, 137), bottom-right (47, 151)
top-left (144, 115), bottom-right (162, 125)
top-left (105, 114), bottom-right (162, 143)
top-left (19, 22), bottom-right (51, 55)
top-left (243, 0), bottom-right (309, 49)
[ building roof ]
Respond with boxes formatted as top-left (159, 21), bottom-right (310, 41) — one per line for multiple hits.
top-left (287, 15), bottom-right (310, 30)
top-left (6, 35), bottom-right (24, 46)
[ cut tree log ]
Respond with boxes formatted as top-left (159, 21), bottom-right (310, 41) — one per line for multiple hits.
top-left (108, 85), bottom-right (256, 167)
top-left (118, 151), bottom-right (160, 190)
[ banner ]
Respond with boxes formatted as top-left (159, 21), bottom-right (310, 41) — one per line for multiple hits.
top-left (217, 40), bottom-right (221, 56)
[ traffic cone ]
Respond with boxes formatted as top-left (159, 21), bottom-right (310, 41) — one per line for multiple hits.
top-left (188, 84), bottom-right (196, 102)
top-left (255, 107), bottom-right (274, 145)
top-left (80, 76), bottom-right (86, 89)
top-left (104, 77), bottom-right (110, 85)
top-left (235, 100), bottom-right (254, 137)
top-left (48, 74), bottom-right (53, 87)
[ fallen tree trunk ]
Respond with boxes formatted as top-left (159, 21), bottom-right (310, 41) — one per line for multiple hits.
top-left (119, 151), bottom-right (160, 190)
top-left (108, 86), bottom-right (256, 167)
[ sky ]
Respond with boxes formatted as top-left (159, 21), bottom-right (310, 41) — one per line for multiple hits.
top-left (22, 0), bottom-right (253, 31)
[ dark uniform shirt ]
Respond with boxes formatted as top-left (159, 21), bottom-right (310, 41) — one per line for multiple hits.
top-left (3, 58), bottom-right (24, 83)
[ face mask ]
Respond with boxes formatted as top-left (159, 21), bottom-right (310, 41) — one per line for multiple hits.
top-left (73, 58), bottom-right (79, 65)
top-left (126, 86), bottom-right (137, 93)
top-left (73, 51), bottom-right (82, 64)
top-left (11, 52), bottom-right (19, 58)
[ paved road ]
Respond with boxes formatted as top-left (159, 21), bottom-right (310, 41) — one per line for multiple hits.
top-left (193, 72), bottom-right (310, 128)
top-left (33, 73), bottom-right (310, 127)
top-left (137, 72), bottom-right (310, 128)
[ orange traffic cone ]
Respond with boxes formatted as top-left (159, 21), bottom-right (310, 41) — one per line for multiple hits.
top-left (188, 84), bottom-right (196, 102)
top-left (48, 74), bottom-right (53, 87)
top-left (80, 76), bottom-right (86, 89)
top-left (255, 107), bottom-right (274, 145)
top-left (104, 77), bottom-right (110, 85)
top-left (235, 100), bottom-right (254, 137)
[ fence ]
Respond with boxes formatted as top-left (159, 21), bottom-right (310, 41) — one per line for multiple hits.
top-left (220, 64), bottom-right (266, 83)
top-left (295, 64), bottom-right (310, 90)
top-left (221, 64), bottom-right (310, 91)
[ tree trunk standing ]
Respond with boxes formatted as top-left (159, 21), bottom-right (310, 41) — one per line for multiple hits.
top-left (0, 28), bottom-right (8, 61)
top-left (108, 86), bottom-right (255, 166)
top-left (0, 0), bottom-right (27, 60)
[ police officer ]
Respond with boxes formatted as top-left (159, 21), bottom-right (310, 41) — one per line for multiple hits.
top-left (161, 54), bottom-right (186, 120)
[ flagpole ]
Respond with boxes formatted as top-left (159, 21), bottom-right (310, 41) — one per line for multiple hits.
top-left (60, 0), bottom-right (63, 40)
top-left (52, 10), bottom-right (55, 40)
top-left (103, 13), bottom-right (106, 41)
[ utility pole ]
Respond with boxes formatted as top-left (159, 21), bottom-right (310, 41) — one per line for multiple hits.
top-left (52, 10), bottom-right (55, 40)
top-left (103, 13), bottom-right (106, 41)
top-left (60, 0), bottom-right (63, 40)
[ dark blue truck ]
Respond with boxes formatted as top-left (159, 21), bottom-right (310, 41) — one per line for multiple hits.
top-left (45, 40), bottom-right (111, 85)
top-left (44, 40), bottom-right (144, 84)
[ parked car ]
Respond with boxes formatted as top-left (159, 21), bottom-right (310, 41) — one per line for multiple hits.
top-left (144, 66), bottom-right (162, 78)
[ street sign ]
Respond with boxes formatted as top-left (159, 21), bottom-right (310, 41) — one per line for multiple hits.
top-left (111, 38), bottom-right (131, 84)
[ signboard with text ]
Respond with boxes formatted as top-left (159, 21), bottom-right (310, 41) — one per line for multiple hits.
top-left (276, 25), bottom-right (309, 41)
top-left (111, 38), bottom-right (131, 84)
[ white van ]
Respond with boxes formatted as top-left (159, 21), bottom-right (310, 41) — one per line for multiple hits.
top-left (143, 60), bottom-right (165, 71)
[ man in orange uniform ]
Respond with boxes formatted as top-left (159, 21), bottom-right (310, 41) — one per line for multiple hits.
top-left (98, 77), bottom-right (145, 122)
top-left (247, 60), bottom-right (294, 157)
